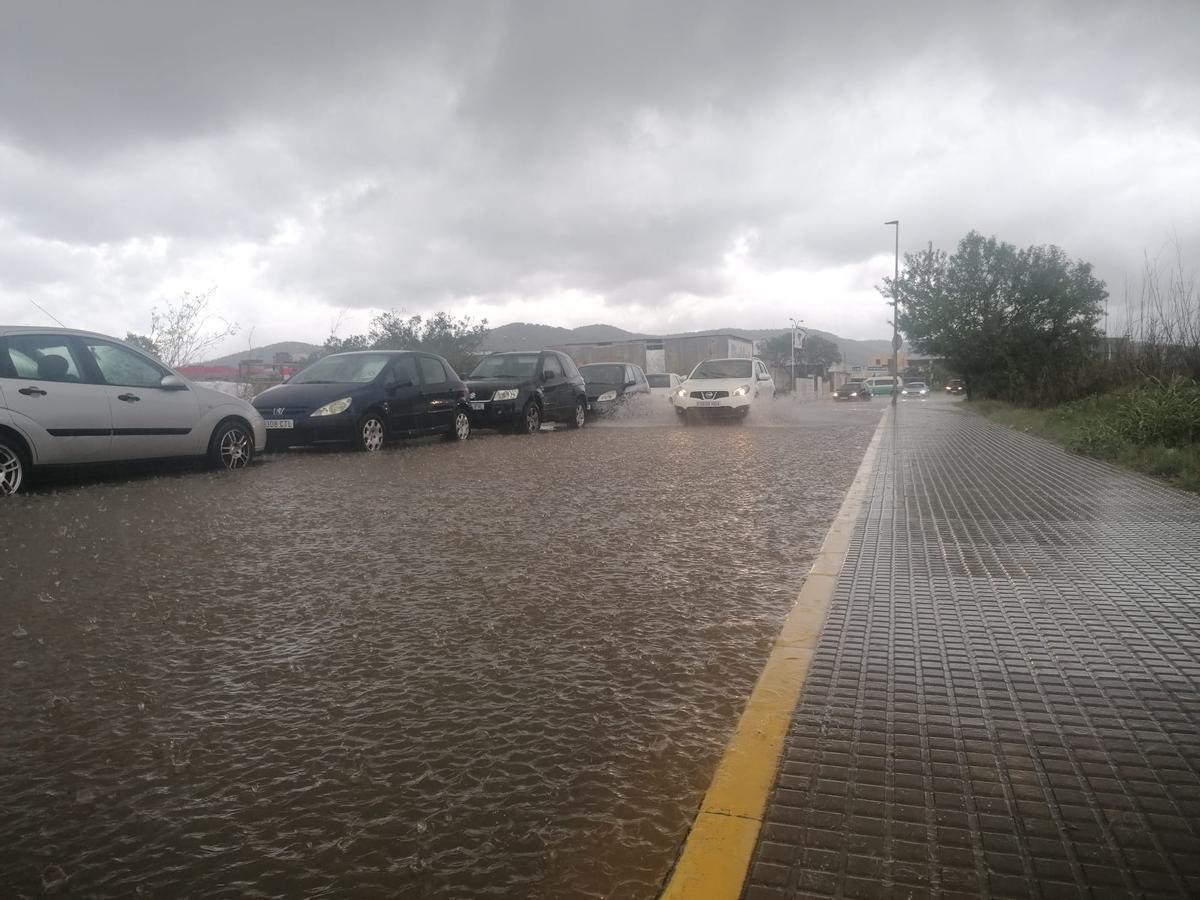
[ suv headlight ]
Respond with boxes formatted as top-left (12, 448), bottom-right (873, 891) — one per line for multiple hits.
top-left (732, 384), bottom-right (751, 397)
top-left (312, 397), bottom-right (352, 417)
top-left (675, 388), bottom-right (688, 397)
top-left (597, 390), bottom-right (617, 402)
top-left (492, 389), bottom-right (519, 401)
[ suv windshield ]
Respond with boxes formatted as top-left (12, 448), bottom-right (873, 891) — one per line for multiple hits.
top-left (691, 359), bottom-right (752, 380)
top-left (647, 374), bottom-right (671, 388)
top-left (470, 354), bottom-right (539, 379)
top-left (291, 353), bottom-right (393, 384)
top-left (580, 364), bottom-right (625, 384)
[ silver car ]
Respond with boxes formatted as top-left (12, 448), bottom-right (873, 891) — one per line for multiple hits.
top-left (0, 326), bottom-right (266, 495)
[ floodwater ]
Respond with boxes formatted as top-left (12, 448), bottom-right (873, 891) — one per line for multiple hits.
top-left (0, 398), bottom-right (881, 898)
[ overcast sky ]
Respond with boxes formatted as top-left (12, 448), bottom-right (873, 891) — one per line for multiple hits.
top-left (1, 1), bottom-right (1197, 357)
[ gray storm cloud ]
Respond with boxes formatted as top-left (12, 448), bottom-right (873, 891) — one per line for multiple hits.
top-left (0, 0), bottom-right (1197, 343)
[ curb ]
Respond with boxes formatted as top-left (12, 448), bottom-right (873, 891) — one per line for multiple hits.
top-left (659, 406), bottom-right (890, 899)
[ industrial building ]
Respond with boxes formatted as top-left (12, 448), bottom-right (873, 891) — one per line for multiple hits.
top-left (552, 332), bottom-right (755, 377)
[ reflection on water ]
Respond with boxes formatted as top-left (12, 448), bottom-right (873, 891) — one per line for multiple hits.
top-left (0, 402), bottom-right (880, 898)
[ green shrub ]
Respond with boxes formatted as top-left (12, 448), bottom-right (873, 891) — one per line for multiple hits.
top-left (1112, 378), bottom-right (1200, 447)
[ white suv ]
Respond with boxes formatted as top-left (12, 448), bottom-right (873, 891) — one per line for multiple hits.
top-left (0, 326), bottom-right (266, 494)
top-left (671, 357), bottom-right (775, 421)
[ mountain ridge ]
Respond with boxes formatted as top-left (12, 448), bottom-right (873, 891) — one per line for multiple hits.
top-left (204, 325), bottom-right (894, 369)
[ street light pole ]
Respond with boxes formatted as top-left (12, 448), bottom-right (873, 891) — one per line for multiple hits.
top-left (884, 220), bottom-right (900, 407)
top-left (788, 317), bottom-right (802, 396)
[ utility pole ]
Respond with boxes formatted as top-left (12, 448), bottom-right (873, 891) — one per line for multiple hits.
top-left (789, 317), bottom-right (803, 396)
top-left (884, 220), bottom-right (900, 406)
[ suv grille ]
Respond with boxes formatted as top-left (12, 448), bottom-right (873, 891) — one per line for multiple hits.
top-left (690, 391), bottom-right (729, 399)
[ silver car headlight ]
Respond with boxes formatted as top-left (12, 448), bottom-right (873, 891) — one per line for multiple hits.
top-left (675, 387), bottom-right (688, 397)
top-left (492, 389), bottom-right (519, 401)
top-left (597, 390), bottom-right (617, 402)
top-left (311, 397), bottom-right (352, 417)
top-left (732, 384), bottom-right (752, 397)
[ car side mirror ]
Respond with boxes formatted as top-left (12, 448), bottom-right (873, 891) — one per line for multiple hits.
top-left (160, 374), bottom-right (188, 391)
top-left (624, 380), bottom-right (636, 388)
top-left (757, 373), bottom-right (770, 381)
top-left (542, 370), bottom-right (552, 381)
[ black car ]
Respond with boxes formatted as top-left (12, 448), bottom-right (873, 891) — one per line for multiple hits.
top-left (464, 350), bottom-right (588, 434)
top-left (252, 351), bottom-right (472, 451)
top-left (945, 379), bottom-right (966, 395)
top-left (578, 362), bottom-right (651, 415)
top-left (834, 381), bottom-right (872, 402)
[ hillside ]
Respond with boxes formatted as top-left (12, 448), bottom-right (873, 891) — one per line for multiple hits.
top-left (206, 325), bottom-right (895, 369)
top-left (477, 322), bottom-right (643, 351)
top-left (206, 341), bottom-right (322, 366)
top-left (479, 322), bottom-right (894, 368)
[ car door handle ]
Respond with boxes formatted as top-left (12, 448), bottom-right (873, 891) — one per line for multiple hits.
top-left (118, 393), bottom-right (141, 402)
top-left (18, 386), bottom-right (47, 396)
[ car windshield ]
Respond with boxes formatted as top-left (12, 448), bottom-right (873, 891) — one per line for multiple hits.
top-left (581, 364), bottom-right (625, 384)
top-left (647, 374), bottom-right (671, 388)
top-left (843, 382), bottom-right (864, 390)
top-left (290, 353), bottom-right (392, 384)
top-left (469, 354), bottom-right (539, 379)
top-left (690, 359), bottom-right (752, 380)
top-left (907, 382), bottom-right (927, 389)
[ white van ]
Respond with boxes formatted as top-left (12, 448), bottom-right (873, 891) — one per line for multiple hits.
top-left (862, 375), bottom-right (902, 397)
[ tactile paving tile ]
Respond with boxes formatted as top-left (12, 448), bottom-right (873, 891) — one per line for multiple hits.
top-left (743, 405), bottom-right (1200, 899)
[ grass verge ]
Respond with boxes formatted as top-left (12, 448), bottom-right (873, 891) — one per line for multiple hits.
top-left (970, 384), bottom-right (1200, 493)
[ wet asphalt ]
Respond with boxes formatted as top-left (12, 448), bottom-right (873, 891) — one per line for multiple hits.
top-left (0, 397), bottom-right (883, 899)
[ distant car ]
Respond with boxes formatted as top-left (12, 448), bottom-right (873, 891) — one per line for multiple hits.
top-left (579, 362), bottom-right (651, 415)
top-left (647, 373), bottom-right (684, 400)
top-left (834, 381), bottom-right (872, 402)
top-left (901, 381), bottom-right (929, 398)
top-left (0, 326), bottom-right (266, 495)
top-left (252, 351), bottom-right (472, 451)
top-left (671, 357), bottom-right (775, 422)
top-left (863, 375), bottom-right (902, 397)
top-left (945, 379), bottom-right (965, 395)
top-left (464, 350), bottom-right (588, 433)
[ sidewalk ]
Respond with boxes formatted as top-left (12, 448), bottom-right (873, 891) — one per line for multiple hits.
top-left (741, 401), bottom-right (1200, 898)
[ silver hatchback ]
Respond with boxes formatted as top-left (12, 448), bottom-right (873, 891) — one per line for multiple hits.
top-left (0, 326), bottom-right (266, 494)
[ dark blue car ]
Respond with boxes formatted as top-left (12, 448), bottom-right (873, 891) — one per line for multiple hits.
top-left (252, 351), bottom-right (472, 451)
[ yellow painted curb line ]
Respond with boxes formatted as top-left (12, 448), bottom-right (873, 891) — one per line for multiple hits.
top-left (659, 407), bottom-right (889, 900)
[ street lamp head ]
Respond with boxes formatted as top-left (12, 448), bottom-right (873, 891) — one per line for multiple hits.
top-left (884, 219), bottom-right (898, 226)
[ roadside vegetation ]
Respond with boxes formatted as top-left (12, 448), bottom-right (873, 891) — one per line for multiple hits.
top-left (886, 233), bottom-right (1200, 491)
top-left (322, 309), bottom-right (489, 373)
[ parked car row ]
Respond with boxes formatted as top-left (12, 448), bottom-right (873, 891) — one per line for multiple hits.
top-left (1, 326), bottom-right (786, 495)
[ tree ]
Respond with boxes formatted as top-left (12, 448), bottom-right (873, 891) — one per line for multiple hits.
top-left (800, 334), bottom-right (842, 370)
top-left (322, 310), bottom-right (489, 374)
top-left (143, 288), bottom-right (239, 367)
top-left (887, 231), bottom-right (1106, 404)
top-left (124, 332), bottom-right (162, 358)
top-left (758, 331), bottom-right (842, 372)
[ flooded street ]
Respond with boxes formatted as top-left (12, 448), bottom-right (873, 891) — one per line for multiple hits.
top-left (1, 399), bottom-right (881, 899)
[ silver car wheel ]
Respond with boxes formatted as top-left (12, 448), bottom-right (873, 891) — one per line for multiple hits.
top-left (361, 417), bottom-right (385, 452)
top-left (454, 412), bottom-right (470, 441)
top-left (573, 401), bottom-right (586, 428)
top-left (0, 444), bottom-right (24, 495)
top-left (219, 427), bottom-right (251, 469)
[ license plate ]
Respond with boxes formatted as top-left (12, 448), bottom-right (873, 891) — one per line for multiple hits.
top-left (264, 419), bottom-right (293, 429)
top-left (470, 401), bottom-right (485, 411)
top-left (696, 400), bottom-right (720, 407)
